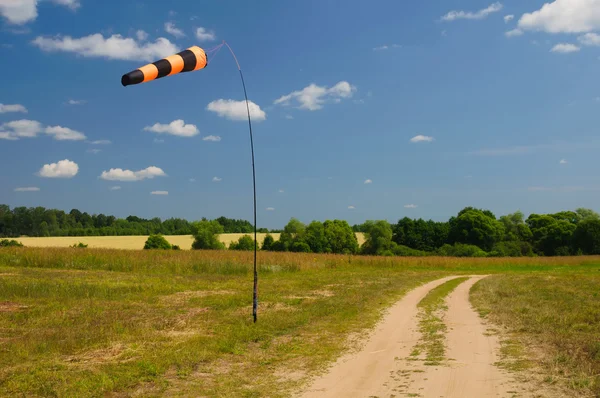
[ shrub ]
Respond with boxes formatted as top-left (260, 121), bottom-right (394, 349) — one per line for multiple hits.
top-left (171, 245), bottom-right (181, 251)
top-left (261, 234), bottom-right (275, 251)
top-left (391, 243), bottom-right (430, 257)
top-left (491, 241), bottom-right (534, 257)
top-left (70, 242), bottom-right (88, 248)
top-left (437, 243), bottom-right (488, 257)
top-left (290, 241), bottom-right (311, 253)
top-left (229, 235), bottom-right (255, 251)
top-left (144, 235), bottom-right (172, 250)
top-left (191, 220), bottom-right (225, 250)
top-left (0, 239), bottom-right (23, 247)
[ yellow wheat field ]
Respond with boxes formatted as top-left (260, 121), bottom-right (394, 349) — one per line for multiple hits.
top-left (14, 233), bottom-right (366, 250)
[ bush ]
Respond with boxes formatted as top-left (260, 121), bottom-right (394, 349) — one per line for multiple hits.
top-left (171, 245), bottom-right (181, 251)
top-left (144, 235), bottom-right (172, 250)
top-left (290, 241), bottom-right (311, 253)
top-left (70, 242), bottom-right (88, 248)
top-left (229, 235), bottom-right (255, 251)
top-left (391, 243), bottom-right (430, 257)
top-left (261, 234), bottom-right (275, 251)
top-left (0, 239), bottom-right (23, 247)
top-left (191, 220), bottom-right (225, 250)
top-left (437, 243), bottom-right (488, 257)
top-left (491, 241), bottom-right (534, 257)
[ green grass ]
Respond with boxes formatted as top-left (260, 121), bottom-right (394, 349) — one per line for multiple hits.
top-left (470, 273), bottom-right (600, 397)
top-left (1, 248), bottom-right (599, 397)
top-left (412, 277), bottom-right (469, 365)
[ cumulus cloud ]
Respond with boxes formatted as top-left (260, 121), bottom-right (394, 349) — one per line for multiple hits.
top-left (86, 148), bottom-right (101, 154)
top-left (404, 204), bottom-right (418, 209)
top-left (441, 2), bottom-right (503, 21)
top-left (212, 176), bottom-right (222, 182)
top-left (518, 0), bottom-right (600, 34)
top-left (32, 33), bottom-right (178, 62)
top-left (0, 119), bottom-right (42, 140)
top-left (202, 135), bottom-right (221, 142)
top-left (348, 206), bottom-right (355, 210)
top-left (278, 189), bottom-right (284, 193)
top-left (206, 99), bottom-right (266, 121)
top-left (143, 120), bottom-right (199, 137)
top-left (38, 159), bottom-right (79, 178)
top-left (550, 43), bottom-right (580, 53)
top-left (109, 186), bottom-right (121, 191)
top-left (266, 207), bottom-right (275, 211)
top-left (0, 0), bottom-right (78, 25)
top-left (45, 125), bottom-right (86, 140)
top-left (373, 44), bottom-right (401, 51)
top-left (578, 32), bottom-right (600, 46)
top-left (189, 178), bottom-right (196, 182)
top-left (0, 103), bottom-right (27, 113)
top-left (364, 179), bottom-right (373, 184)
top-left (100, 166), bottom-right (166, 181)
top-left (504, 14), bottom-right (514, 23)
top-left (560, 159), bottom-right (568, 164)
top-left (505, 28), bottom-right (524, 37)
top-left (164, 22), bottom-right (185, 38)
top-left (67, 99), bottom-right (85, 105)
top-left (195, 27), bottom-right (216, 41)
top-left (50, 0), bottom-right (80, 10)
top-left (90, 140), bottom-right (111, 145)
top-left (136, 30), bottom-right (148, 41)
top-left (410, 135), bottom-right (435, 143)
top-left (274, 81), bottom-right (356, 111)
top-left (14, 187), bottom-right (40, 192)
top-left (151, 191), bottom-right (168, 195)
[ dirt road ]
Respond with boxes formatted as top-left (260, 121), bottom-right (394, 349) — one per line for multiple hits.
top-left (298, 276), bottom-right (522, 398)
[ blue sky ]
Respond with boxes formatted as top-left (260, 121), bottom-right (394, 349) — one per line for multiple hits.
top-left (1, 0), bottom-right (599, 228)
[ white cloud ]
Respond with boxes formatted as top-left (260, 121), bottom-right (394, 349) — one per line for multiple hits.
top-left (109, 186), bottom-right (121, 191)
top-left (136, 30), bottom-right (148, 41)
top-left (143, 119), bottom-right (199, 137)
top-left (195, 27), bottom-right (216, 41)
top-left (86, 148), bottom-right (101, 154)
top-left (189, 178), bottom-right (196, 182)
top-left (14, 187), bottom-right (39, 192)
top-left (151, 191), bottom-right (168, 195)
top-left (45, 125), bottom-right (86, 141)
top-left (578, 32), bottom-right (600, 46)
top-left (373, 44), bottom-right (400, 51)
top-left (206, 99), bottom-right (266, 121)
top-left (274, 81), bottom-right (356, 111)
top-left (202, 135), bottom-right (221, 142)
top-left (348, 206), bottom-right (355, 210)
top-left (0, 0), bottom-right (78, 25)
top-left (441, 2), bottom-right (503, 21)
top-left (550, 43), bottom-right (580, 53)
top-left (0, 103), bottom-right (27, 113)
top-left (212, 176), bottom-right (222, 182)
top-left (441, 30), bottom-right (448, 36)
top-left (560, 159), bottom-right (568, 164)
top-left (404, 204), bottom-right (418, 209)
top-left (504, 14), bottom-right (514, 23)
top-left (164, 22), bottom-right (185, 38)
top-left (32, 34), bottom-right (178, 62)
top-left (67, 99), bottom-right (85, 105)
top-left (0, 119), bottom-right (42, 140)
top-left (285, 114), bottom-right (294, 120)
top-left (90, 140), bottom-right (111, 145)
top-left (266, 207), bottom-right (275, 211)
top-left (410, 135), bottom-right (435, 143)
top-left (505, 28), bottom-right (524, 37)
top-left (154, 138), bottom-right (164, 143)
top-left (364, 179), bottom-right (373, 184)
top-left (38, 159), bottom-right (78, 178)
top-left (278, 189), bottom-right (284, 193)
top-left (100, 166), bottom-right (166, 181)
top-left (518, 0), bottom-right (600, 34)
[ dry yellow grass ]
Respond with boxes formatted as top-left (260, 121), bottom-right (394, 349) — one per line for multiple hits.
top-left (14, 233), bottom-right (366, 250)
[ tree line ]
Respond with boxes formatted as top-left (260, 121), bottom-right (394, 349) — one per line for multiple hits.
top-left (218, 207), bottom-right (600, 257)
top-left (0, 205), bottom-right (268, 237)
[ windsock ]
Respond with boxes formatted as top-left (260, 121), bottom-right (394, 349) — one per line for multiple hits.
top-left (121, 46), bottom-right (207, 87)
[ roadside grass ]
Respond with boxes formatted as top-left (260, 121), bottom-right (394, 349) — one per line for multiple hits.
top-left (1, 248), bottom-right (599, 397)
top-left (470, 273), bottom-right (600, 397)
top-left (411, 277), bottom-right (469, 365)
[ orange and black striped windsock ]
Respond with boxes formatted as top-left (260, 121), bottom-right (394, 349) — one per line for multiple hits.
top-left (121, 46), bottom-right (207, 87)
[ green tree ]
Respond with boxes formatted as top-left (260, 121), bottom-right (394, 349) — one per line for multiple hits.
top-left (144, 234), bottom-right (172, 250)
top-left (323, 220), bottom-right (359, 254)
top-left (261, 234), bottom-right (275, 251)
top-left (279, 218), bottom-right (306, 251)
top-left (575, 208), bottom-right (600, 221)
top-left (499, 211), bottom-right (533, 242)
top-left (573, 219), bottom-right (600, 255)
top-left (527, 214), bottom-right (576, 256)
top-left (361, 220), bottom-right (394, 255)
top-left (304, 221), bottom-right (327, 253)
top-left (229, 235), bottom-right (255, 251)
top-left (448, 208), bottom-right (504, 251)
top-left (191, 220), bottom-right (225, 250)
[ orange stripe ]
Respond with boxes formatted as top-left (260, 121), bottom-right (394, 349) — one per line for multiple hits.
top-left (139, 63), bottom-right (159, 83)
top-left (165, 54), bottom-right (185, 76)
top-left (188, 46), bottom-right (207, 71)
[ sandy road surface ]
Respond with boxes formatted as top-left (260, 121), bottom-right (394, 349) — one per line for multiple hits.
top-left (298, 276), bottom-right (528, 398)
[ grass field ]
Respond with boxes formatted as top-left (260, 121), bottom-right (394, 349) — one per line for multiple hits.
top-left (0, 248), bottom-right (599, 397)
top-left (13, 233), bottom-right (366, 250)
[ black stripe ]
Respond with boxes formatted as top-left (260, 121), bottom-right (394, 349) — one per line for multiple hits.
top-left (121, 69), bottom-right (144, 87)
top-left (152, 59), bottom-right (172, 79)
top-left (178, 49), bottom-right (197, 72)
